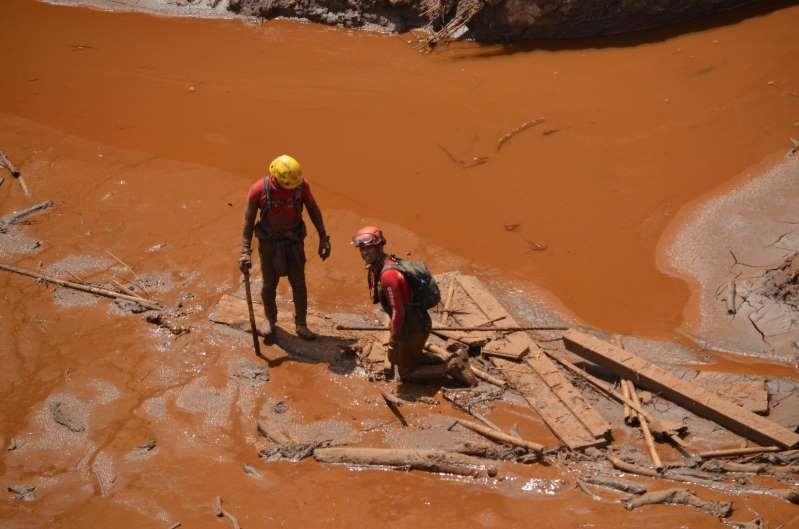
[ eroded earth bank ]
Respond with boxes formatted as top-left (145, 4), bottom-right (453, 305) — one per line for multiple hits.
top-left (1, 1), bottom-right (799, 528)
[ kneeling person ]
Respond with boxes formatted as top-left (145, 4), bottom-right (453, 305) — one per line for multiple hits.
top-left (352, 226), bottom-right (476, 385)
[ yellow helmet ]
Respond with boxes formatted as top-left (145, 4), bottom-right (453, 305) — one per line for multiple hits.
top-left (268, 154), bottom-right (303, 190)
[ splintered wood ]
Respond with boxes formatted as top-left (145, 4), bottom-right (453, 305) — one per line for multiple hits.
top-left (447, 274), bottom-right (610, 450)
top-left (563, 329), bottom-right (799, 449)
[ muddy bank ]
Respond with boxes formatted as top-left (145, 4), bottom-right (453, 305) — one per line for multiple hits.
top-left (50, 0), bottom-right (772, 44)
top-left (663, 154), bottom-right (799, 366)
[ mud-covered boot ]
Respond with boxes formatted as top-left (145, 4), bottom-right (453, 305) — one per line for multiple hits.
top-left (446, 356), bottom-right (478, 387)
top-left (262, 319), bottom-right (277, 344)
top-left (296, 324), bottom-right (317, 341)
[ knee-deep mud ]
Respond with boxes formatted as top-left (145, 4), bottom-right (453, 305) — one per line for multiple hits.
top-left (1, 1), bottom-right (799, 528)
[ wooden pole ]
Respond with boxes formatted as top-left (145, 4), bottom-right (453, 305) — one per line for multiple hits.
top-left (0, 262), bottom-right (161, 310)
top-left (629, 381), bottom-right (663, 470)
top-left (699, 446), bottom-right (780, 459)
top-left (0, 200), bottom-right (53, 231)
top-left (242, 268), bottom-right (263, 360)
top-left (454, 418), bottom-right (543, 453)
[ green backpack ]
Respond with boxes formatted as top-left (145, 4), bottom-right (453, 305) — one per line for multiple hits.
top-left (384, 256), bottom-right (441, 310)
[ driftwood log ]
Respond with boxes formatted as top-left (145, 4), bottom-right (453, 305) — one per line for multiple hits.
top-left (313, 447), bottom-right (497, 478)
top-left (607, 455), bottom-right (659, 477)
top-left (623, 488), bottom-right (732, 518)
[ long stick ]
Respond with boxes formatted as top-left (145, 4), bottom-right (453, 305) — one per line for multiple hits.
top-left (242, 268), bottom-right (263, 359)
top-left (629, 381), bottom-right (663, 470)
top-left (337, 325), bottom-right (568, 332)
top-left (439, 280), bottom-right (456, 324)
top-left (454, 418), bottom-right (543, 453)
top-left (0, 262), bottom-right (161, 309)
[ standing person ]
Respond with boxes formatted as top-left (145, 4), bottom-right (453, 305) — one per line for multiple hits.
top-left (352, 226), bottom-right (476, 385)
top-left (239, 154), bottom-right (331, 340)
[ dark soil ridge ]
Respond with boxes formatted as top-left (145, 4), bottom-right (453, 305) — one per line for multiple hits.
top-left (230, 0), bottom-right (758, 43)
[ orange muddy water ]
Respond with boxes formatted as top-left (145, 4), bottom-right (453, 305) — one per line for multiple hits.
top-left (2, 1), bottom-right (799, 528)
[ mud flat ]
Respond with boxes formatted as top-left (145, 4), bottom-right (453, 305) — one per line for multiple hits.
top-left (662, 153), bottom-right (799, 365)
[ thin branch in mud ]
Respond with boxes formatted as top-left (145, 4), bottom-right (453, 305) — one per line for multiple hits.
top-left (437, 144), bottom-right (488, 169)
top-left (168, 523), bottom-right (182, 529)
top-left (582, 475), bottom-right (648, 495)
top-left (105, 249), bottom-right (152, 297)
top-left (747, 311), bottom-right (770, 345)
top-left (213, 497), bottom-right (241, 529)
top-left (0, 176), bottom-right (5, 187)
top-left (496, 118), bottom-right (545, 151)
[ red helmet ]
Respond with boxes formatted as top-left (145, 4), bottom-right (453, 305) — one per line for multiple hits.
top-left (352, 226), bottom-right (386, 248)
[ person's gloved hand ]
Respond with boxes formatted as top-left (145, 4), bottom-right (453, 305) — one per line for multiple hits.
top-left (318, 235), bottom-right (331, 261)
top-left (239, 253), bottom-right (251, 274)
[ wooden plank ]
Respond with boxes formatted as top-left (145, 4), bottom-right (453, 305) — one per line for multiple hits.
top-left (454, 274), bottom-right (611, 448)
top-left (563, 329), bottom-right (799, 449)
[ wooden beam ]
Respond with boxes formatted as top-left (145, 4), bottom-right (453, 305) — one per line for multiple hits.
top-left (563, 329), bottom-right (799, 449)
top-left (454, 275), bottom-right (610, 449)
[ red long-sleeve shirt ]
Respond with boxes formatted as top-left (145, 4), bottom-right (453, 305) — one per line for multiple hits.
top-left (379, 263), bottom-right (411, 343)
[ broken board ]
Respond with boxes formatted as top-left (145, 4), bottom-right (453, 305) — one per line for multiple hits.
top-left (563, 329), bottom-right (799, 449)
top-left (452, 274), bottom-right (611, 450)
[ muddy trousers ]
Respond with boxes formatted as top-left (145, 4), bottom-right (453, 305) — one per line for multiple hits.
top-left (391, 329), bottom-right (449, 383)
top-left (257, 238), bottom-right (308, 326)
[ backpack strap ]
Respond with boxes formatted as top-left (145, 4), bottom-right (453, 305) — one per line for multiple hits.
top-left (261, 177), bottom-right (303, 211)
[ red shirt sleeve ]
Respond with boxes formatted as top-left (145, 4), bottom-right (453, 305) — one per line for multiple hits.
top-left (247, 178), bottom-right (266, 206)
top-left (380, 268), bottom-right (411, 342)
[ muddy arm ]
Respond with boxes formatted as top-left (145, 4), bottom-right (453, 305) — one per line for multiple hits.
top-left (241, 200), bottom-right (258, 255)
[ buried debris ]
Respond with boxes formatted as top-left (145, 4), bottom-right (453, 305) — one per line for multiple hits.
top-left (312, 447), bottom-right (497, 478)
top-left (622, 488), bottom-right (733, 518)
top-left (0, 149), bottom-right (30, 196)
top-left (379, 389), bottom-right (409, 427)
top-left (8, 484), bottom-right (36, 502)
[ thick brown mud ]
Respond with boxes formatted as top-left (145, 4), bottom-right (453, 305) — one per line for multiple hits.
top-left (2, 1), bottom-right (799, 528)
